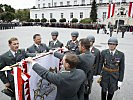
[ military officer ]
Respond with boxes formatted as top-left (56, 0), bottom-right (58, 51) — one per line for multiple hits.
top-left (87, 35), bottom-right (100, 75)
top-left (49, 31), bottom-right (63, 50)
top-left (98, 37), bottom-right (125, 100)
top-left (0, 37), bottom-right (35, 100)
top-left (26, 52), bottom-right (86, 100)
top-left (27, 34), bottom-right (49, 53)
top-left (109, 25), bottom-right (113, 37)
top-left (66, 31), bottom-right (79, 54)
top-left (121, 26), bottom-right (126, 38)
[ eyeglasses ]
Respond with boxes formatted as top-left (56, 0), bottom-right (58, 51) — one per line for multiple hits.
top-left (108, 43), bottom-right (116, 45)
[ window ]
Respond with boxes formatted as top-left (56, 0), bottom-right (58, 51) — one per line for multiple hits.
top-left (48, 3), bottom-right (51, 7)
top-left (60, 2), bottom-right (63, 6)
top-left (82, 0), bottom-right (85, 5)
top-left (103, 12), bottom-right (107, 21)
top-left (38, 4), bottom-right (40, 8)
top-left (74, 0), bottom-right (77, 5)
top-left (54, 2), bottom-right (57, 6)
top-left (67, 1), bottom-right (70, 6)
top-left (122, 0), bottom-right (126, 2)
top-left (50, 13), bottom-right (53, 18)
top-left (61, 13), bottom-right (63, 18)
top-left (70, 12), bottom-right (73, 18)
top-left (109, 0), bottom-right (113, 3)
top-left (35, 14), bottom-right (37, 19)
top-left (80, 12), bottom-right (83, 18)
top-left (42, 13), bottom-right (44, 19)
top-left (43, 3), bottom-right (45, 7)
top-left (99, 0), bottom-right (103, 3)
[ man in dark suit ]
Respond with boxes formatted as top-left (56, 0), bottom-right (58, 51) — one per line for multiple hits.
top-left (98, 37), bottom-right (125, 100)
top-left (49, 31), bottom-right (63, 50)
top-left (26, 52), bottom-right (86, 100)
top-left (0, 37), bottom-right (35, 100)
top-left (66, 31), bottom-right (79, 54)
top-left (27, 34), bottom-right (49, 53)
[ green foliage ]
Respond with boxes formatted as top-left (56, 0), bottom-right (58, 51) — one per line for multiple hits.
top-left (80, 18), bottom-right (93, 24)
top-left (28, 19), bottom-right (34, 22)
top-left (0, 4), bottom-right (15, 22)
top-left (15, 9), bottom-right (30, 22)
top-left (34, 19), bottom-right (40, 22)
top-left (50, 18), bottom-right (57, 22)
top-left (90, 0), bottom-right (97, 22)
top-left (59, 18), bottom-right (66, 22)
top-left (71, 18), bottom-right (78, 23)
top-left (0, 11), bottom-right (15, 22)
top-left (41, 18), bottom-right (47, 22)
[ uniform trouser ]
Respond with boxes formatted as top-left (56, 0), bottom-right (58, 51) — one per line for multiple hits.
top-left (101, 89), bottom-right (114, 100)
top-left (122, 32), bottom-right (124, 38)
top-left (110, 32), bottom-right (112, 37)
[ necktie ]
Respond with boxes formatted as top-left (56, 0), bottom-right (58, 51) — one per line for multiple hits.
top-left (110, 51), bottom-right (113, 57)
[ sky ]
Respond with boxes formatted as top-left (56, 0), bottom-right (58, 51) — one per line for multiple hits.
top-left (0, 0), bottom-right (36, 9)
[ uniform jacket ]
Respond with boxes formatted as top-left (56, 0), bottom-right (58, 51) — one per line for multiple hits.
top-left (32, 63), bottom-right (86, 100)
top-left (0, 49), bottom-right (35, 84)
top-left (98, 49), bottom-right (125, 93)
top-left (91, 47), bottom-right (100, 75)
top-left (27, 43), bottom-right (49, 53)
top-left (66, 40), bottom-right (79, 54)
top-left (49, 40), bottom-right (63, 50)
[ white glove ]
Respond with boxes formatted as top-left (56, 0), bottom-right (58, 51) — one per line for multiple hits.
top-left (118, 81), bottom-right (122, 89)
top-left (93, 75), bottom-right (101, 79)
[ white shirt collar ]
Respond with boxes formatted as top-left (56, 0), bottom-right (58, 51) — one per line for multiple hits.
top-left (10, 50), bottom-right (16, 57)
top-left (34, 43), bottom-right (40, 47)
top-left (90, 46), bottom-right (93, 52)
top-left (110, 49), bottom-right (116, 55)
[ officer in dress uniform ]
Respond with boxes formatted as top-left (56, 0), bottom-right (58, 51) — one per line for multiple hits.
top-left (49, 31), bottom-right (63, 50)
top-left (98, 37), bottom-right (125, 100)
top-left (66, 31), bottom-right (79, 54)
top-left (87, 35), bottom-right (100, 75)
top-left (121, 26), bottom-right (126, 38)
top-left (109, 25), bottom-right (113, 37)
top-left (27, 34), bottom-right (49, 53)
top-left (0, 37), bottom-right (35, 100)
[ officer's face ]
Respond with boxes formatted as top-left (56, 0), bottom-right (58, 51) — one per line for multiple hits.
top-left (52, 35), bottom-right (57, 40)
top-left (108, 43), bottom-right (117, 51)
top-left (72, 36), bottom-right (77, 41)
top-left (90, 41), bottom-right (94, 46)
top-left (9, 40), bottom-right (19, 52)
top-left (78, 42), bottom-right (84, 53)
top-left (34, 36), bottom-right (41, 45)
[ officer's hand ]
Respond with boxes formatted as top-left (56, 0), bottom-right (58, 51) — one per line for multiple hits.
top-left (5, 82), bottom-right (10, 88)
top-left (118, 81), bottom-right (122, 89)
top-left (26, 57), bottom-right (34, 63)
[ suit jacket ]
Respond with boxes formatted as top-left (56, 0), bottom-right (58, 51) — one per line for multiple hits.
top-left (32, 63), bottom-right (86, 100)
top-left (49, 40), bottom-right (63, 50)
top-left (27, 43), bottom-right (49, 53)
top-left (91, 47), bottom-right (100, 75)
top-left (98, 49), bottom-right (125, 93)
top-left (0, 49), bottom-right (35, 84)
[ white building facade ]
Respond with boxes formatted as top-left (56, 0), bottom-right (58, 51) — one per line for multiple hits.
top-left (30, 0), bottom-right (133, 25)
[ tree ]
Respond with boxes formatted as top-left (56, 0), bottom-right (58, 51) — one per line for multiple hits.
top-left (80, 18), bottom-right (93, 24)
top-left (90, 0), bottom-right (97, 22)
top-left (50, 18), bottom-right (56, 22)
top-left (41, 18), bottom-right (47, 22)
top-left (15, 9), bottom-right (30, 22)
top-left (71, 18), bottom-right (78, 23)
top-left (0, 4), bottom-right (15, 22)
top-left (59, 18), bottom-right (66, 22)
top-left (0, 11), bottom-right (15, 22)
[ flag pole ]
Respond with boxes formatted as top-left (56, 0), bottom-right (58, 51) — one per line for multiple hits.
top-left (116, 0), bottom-right (122, 33)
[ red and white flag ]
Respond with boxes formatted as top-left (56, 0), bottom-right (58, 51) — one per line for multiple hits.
top-left (108, 3), bottom-right (115, 18)
top-left (128, 2), bottom-right (133, 18)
